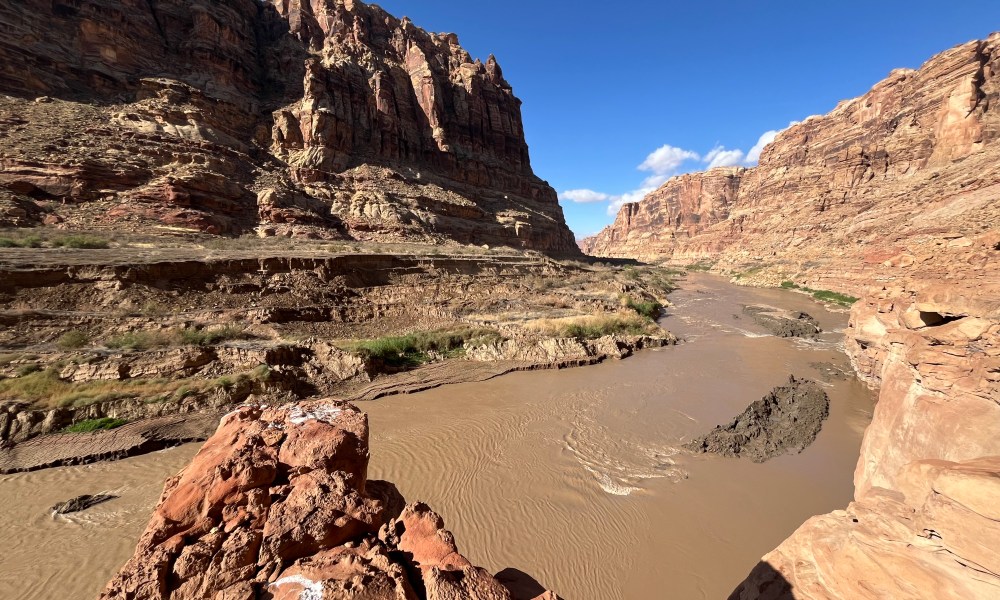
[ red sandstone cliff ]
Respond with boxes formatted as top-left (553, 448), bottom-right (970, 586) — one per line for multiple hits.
top-left (0, 0), bottom-right (577, 252)
top-left (582, 33), bottom-right (1000, 281)
top-left (582, 33), bottom-right (1000, 599)
top-left (100, 401), bottom-right (559, 600)
top-left (580, 168), bottom-right (744, 262)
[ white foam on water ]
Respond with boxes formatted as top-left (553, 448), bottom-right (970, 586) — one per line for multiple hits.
top-left (584, 466), bottom-right (640, 496)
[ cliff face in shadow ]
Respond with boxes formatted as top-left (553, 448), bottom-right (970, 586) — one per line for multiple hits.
top-left (0, 0), bottom-right (578, 252)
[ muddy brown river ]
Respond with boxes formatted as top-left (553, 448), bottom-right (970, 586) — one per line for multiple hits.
top-left (0, 274), bottom-right (874, 599)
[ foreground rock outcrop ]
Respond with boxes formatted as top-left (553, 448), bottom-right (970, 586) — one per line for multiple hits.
top-left (731, 456), bottom-right (1000, 600)
top-left (0, 0), bottom-right (577, 252)
top-left (685, 377), bottom-right (830, 463)
top-left (100, 401), bottom-right (558, 600)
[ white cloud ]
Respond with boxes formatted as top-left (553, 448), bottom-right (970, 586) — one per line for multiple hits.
top-left (703, 146), bottom-right (746, 169)
top-left (638, 144), bottom-right (700, 175)
top-left (745, 121), bottom-right (799, 165)
top-left (607, 188), bottom-right (651, 216)
top-left (559, 189), bottom-right (612, 203)
top-left (562, 123), bottom-right (804, 221)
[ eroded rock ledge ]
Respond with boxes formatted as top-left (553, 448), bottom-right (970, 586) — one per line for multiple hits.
top-left (0, 0), bottom-right (578, 251)
top-left (730, 281), bottom-right (1000, 599)
top-left (100, 401), bottom-right (559, 600)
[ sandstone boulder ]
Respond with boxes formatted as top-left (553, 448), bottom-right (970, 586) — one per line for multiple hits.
top-left (99, 401), bottom-right (558, 600)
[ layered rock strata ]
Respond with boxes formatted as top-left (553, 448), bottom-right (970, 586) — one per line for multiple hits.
top-left (577, 32), bottom-right (1000, 598)
top-left (582, 33), bottom-right (1000, 293)
top-left (729, 253), bottom-right (1000, 598)
top-left (580, 167), bottom-right (743, 262)
top-left (0, 0), bottom-right (577, 252)
top-left (100, 401), bottom-right (559, 600)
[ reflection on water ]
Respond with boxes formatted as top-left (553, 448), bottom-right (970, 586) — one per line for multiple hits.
top-left (0, 274), bottom-right (875, 600)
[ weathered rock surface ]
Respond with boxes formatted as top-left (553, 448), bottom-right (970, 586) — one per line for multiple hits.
top-left (685, 377), bottom-right (830, 463)
top-left (730, 279), bottom-right (1000, 597)
top-left (582, 33), bottom-right (1000, 295)
top-left (731, 456), bottom-right (1000, 600)
top-left (742, 305), bottom-right (821, 339)
top-left (0, 0), bottom-right (577, 252)
top-left (99, 401), bottom-right (559, 600)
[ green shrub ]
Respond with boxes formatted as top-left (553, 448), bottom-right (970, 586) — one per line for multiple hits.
top-left (178, 325), bottom-right (249, 346)
top-left (559, 315), bottom-right (654, 340)
top-left (53, 235), bottom-right (109, 249)
top-left (64, 418), bottom-right (127, 433)
top-left (685, 262), bottom-right (714, 272)
top-left (57, 329), bottom-right (90, 349)
top-left (16, 364), bottom-right (43, 377)
top-left (106, 331), bottom-right (173, 351)
top-left (811, 290), bottom-right (860, 306)
top-left (0, 353), bottom-right (23, 366)
top-left (1, 368), bottom-right (62, 399)
top-left (0, 235), bottom-right (43, 248)
top-left (624, 297), bottom-right (662, 320)
top-left (18, 235), bottom-right (43, 248)
top-left (252, 364), bottom-right (272, 381)
top-left (779, 281), bottom-right (858, 306)
top-left (345, 328), bottom-right (500, 367)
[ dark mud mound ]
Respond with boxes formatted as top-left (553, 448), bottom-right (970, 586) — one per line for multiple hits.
top-left (743, 305), bottom-right (821, 338)
top-left (51, 493), bottom-right (117, 515)
top-left (685, 376), bottom-right (830, 462)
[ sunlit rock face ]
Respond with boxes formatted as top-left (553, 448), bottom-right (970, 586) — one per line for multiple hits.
top-left (598, 32), bottom-right (1000, 600)
top-left (0, 0), bottom-right (578, 252)
top-left (99, 401), bottom-right (560, 600)
top-left (583, 33), bottom-right (1000, 289)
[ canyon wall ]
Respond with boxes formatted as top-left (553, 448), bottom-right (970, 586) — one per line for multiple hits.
top-left (0, 0), bottom-right (578, 252)
top-left (580, 168), bottom-right (744, 262)
top-left (582, 33), bottom-right (1000, 289)
top-left (582, 33), bottom-right (1000, 599)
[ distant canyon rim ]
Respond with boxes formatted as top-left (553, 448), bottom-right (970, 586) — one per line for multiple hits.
top-left (0, 0), bottom-right (998, 599)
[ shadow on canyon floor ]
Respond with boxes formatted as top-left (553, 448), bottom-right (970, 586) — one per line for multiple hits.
top-left (495, 567), bottom-right (553, 600)
top-left (729, 561), bottom-right (795, 600)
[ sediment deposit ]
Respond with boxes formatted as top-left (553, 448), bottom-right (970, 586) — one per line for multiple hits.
top-left (741, 306), bottom-right (821, 339)
top-left (685, 376), bottom-right (830, 463)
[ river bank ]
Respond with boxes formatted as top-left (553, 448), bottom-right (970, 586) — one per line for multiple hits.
top-left (0, 273), bottom-right (874, 599)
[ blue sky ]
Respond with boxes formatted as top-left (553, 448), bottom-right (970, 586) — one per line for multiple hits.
top-left (374, 1), bottom-right (1000, 238)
